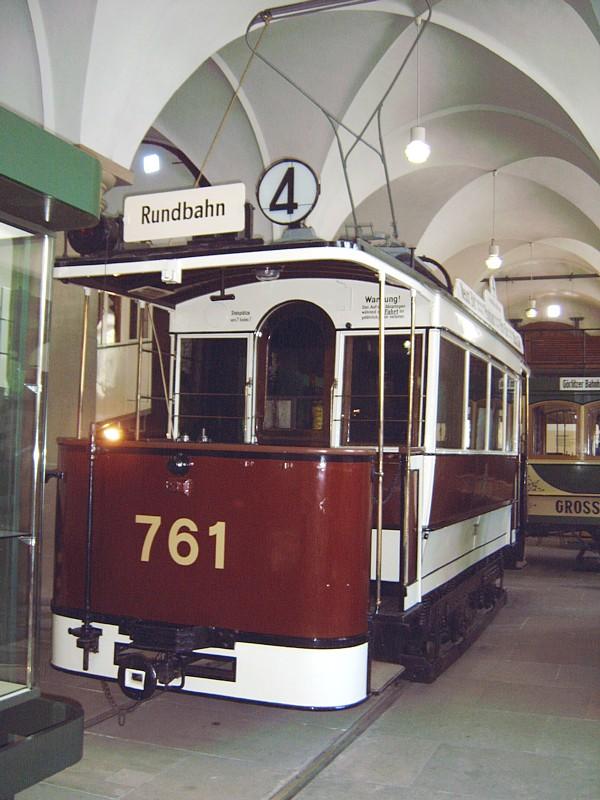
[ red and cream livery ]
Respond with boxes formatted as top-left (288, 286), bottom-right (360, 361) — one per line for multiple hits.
top-left (51, 238), bottom-right (526, 708)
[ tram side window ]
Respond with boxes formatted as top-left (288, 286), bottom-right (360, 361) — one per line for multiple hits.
top-left (490, 365), bottom-right (504, 451)
top-left (342, 334), bottom-right (422, 446)
top-left (505, 374), bottom-right (517, 452)
top-left (178, 338), bottom-right (246, 443)
top-left (436, 338), bottom-right (464, 448)
top-left (531, 404), bottom-right (577, 456)
top-left (584, 404), bottom-right (600, 456)
top-left (97, 292), bottom-right (121, 345)
top-left (467, 355), bottom-right (488, 450)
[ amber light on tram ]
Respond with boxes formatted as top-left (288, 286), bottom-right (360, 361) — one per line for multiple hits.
top-left (101, 424), bottom-right (124, 442)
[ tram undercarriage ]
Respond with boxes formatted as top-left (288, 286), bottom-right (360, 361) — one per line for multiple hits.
top-left (369, 552), bottom-right (506, 682)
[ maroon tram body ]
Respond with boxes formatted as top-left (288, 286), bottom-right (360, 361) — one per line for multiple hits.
top-left (54, 440), bottom-right (373, 642)
top-left (50, 240), bottom-right (526, 707)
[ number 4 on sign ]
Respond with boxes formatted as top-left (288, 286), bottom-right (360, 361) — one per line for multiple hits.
top-left (257, 159), bottom-right (319, 225)
top-left (269, 167), bottom-right (298, 215)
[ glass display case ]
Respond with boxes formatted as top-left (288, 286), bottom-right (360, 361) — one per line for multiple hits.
top-left (0, 222), bottom-right (49, 709)
top-left (0, 103), bottom-right (100, 800)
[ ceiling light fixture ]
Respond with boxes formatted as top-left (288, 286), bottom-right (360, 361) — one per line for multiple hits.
top-left (485, 170), bottom-right (502, 270)
top-left (405, 126), bottom-right (431, 165)
top-left (405, 20), bottom-right (430, 164)
top-left (525, 298), bottom-right (538, 319)
top-left (523, 243), bottom-right (538, 319)
top-left (485, 242), bottom-right (502, 271)
top-left (255, 265), bottom-right (281, 282)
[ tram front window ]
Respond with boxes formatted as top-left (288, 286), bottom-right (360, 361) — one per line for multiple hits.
top-left (531, 404), bottom-right (578, 456)
top-left (177, 337), bottom-right (247, 442)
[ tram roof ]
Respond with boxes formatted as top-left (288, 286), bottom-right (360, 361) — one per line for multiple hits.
top-left (53, 237), bottom-right (522, 354)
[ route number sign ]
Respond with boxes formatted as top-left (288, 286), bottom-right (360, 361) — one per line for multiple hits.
top-left (257, 159), bottom-right (320, 225)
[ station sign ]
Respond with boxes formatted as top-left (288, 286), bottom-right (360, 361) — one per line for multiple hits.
top-left (560, 377), bottom-right (600, 391)
top-left (123, 183), bottom-right (246, 242)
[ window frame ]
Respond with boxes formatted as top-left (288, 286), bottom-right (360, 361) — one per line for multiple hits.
top-left (529, 399), bottom-right (581, 458)
top-left (583, 400), bottom-right (600, 457)
top-left (338, 329), bottom-right (424, 449)
top-left (173, 332), bottom-right (252, 443)
top-left (435, 331), bottom-right (520, 455)
top-left (254, 301), bottom-right (336, 447)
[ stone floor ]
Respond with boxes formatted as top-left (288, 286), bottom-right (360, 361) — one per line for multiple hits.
top-left (15, 542), bottom-right (600, 800)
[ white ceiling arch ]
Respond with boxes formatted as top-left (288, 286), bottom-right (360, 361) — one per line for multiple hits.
top-left (1, 0), bottom-right (597, 326)
top-left (78, 0), bottom-right (267, 166)
top-left (432, 0), bottom-right (600, 155)
top-left (425, 173), bottom-right (599, 265)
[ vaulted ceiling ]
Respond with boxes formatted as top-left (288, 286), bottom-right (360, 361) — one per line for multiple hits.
top-left (2, 0), bottom-right (599, 326)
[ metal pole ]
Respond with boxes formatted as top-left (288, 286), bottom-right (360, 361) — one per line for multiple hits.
top-left (517, 372), bottom-right (529, 562)
top-left (135, 301), bottom-right (145, 440)
top-left (375, 268), bottom-right (386, 612)
top-left (84, 424), bottom-right (96, 625)
top-left (76, 288), bottom-right (91, 438)
top-left (402, 290), bottom-right (417, 590)
top-left (67, 422), bottom-right (102, 672)
top-left (148, 306), bottom-right (172, 438)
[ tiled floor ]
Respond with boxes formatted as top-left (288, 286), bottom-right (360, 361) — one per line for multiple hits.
top-left (16, 542), bottom-right (600, 800)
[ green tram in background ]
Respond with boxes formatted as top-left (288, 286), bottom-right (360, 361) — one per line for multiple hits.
top-left (524, 322), bottom-right (600, 560)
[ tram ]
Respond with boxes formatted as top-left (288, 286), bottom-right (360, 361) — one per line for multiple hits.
top-left (523, 322), bottom-right (600, 554)
top-left (50, 236), bottom-right (526, 708)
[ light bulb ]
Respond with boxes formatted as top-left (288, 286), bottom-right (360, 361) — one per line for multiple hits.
top-left (485, 241), bottom-right (502, 270)
top-left (405, 126), bottom-right (431, 164)
top-left (525, 299), bottom-right (538, 319)
top-left (102, 424), bottom-right (123, 442)
top-left (546, 303), bottom-right (561, 319)
top-left (255, 266), bottom-right (281, 282)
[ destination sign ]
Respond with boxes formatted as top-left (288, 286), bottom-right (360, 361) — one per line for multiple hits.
top-left (123, 184), bottom-right (246, 242)
top-left (560, 377), bottom-right (600, 391)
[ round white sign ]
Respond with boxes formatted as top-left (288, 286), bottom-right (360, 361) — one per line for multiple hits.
top-left (256, 159), bottom-right (320, 225)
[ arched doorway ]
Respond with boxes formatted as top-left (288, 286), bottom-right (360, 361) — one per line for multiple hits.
top-left (256, 301), bottom-right (335, 446)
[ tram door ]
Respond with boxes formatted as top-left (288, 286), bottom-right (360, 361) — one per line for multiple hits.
top-left (255, 301), bottom-right (336, 446)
